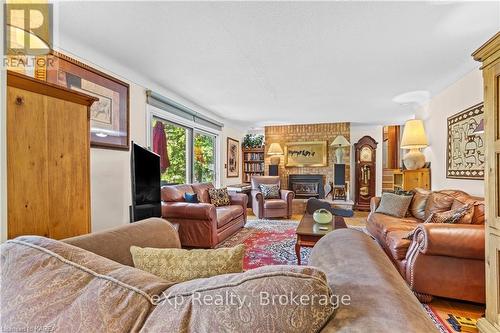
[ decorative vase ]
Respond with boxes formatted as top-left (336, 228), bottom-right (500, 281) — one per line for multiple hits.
top-left (403, 148), bottom-right (425, 170)
top-left (313, 209), bottom-right (333, 224)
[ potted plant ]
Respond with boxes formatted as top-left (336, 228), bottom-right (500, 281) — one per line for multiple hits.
top-left (242, 134), bottom-right (264, 149)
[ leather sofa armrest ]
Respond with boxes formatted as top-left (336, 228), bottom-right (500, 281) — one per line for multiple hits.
top-left (280, 189), bottom-right (295, 219)
top-left (251, 190), bottom-right (263, 203)
top-left (162, 202), bottom-right (216, 221)
top-left (280, 189), bottom-right (294, 201)
top-left (370, 197), bottom-right (381, 213)
top-left (251, 190), bottom-right (264, 219)
top-left (229, 192), bottom-right (248, 208)
top-left (413, 223), bottom-right (485, 260)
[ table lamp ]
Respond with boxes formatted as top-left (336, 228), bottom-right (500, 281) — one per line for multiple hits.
top-left (401, 119), bottom-right (428, 170)
top-left (331, 135), bottom-right (351, 164)
top-left (267, 143), bottom-right (283, 176)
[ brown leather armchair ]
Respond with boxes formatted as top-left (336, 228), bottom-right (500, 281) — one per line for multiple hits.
top-left (367, 189), bottom-right (485, 303)
top-left (161, 183), bottom-right (247, 248)
top-left (251, 176), bottom-right (294, 219)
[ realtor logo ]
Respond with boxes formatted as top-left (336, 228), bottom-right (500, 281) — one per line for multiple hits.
top-left (4, 3), bottom-right (53, 56)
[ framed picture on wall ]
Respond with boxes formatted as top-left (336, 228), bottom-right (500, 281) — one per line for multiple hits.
top-left (284, 141), bottom-right (328, 167)
top-left (45, 51), bottom-right (130, 150)
top-left (227, 137), bottom-right (240, 178)
top-left (446, 103), bottom-right (485, 180)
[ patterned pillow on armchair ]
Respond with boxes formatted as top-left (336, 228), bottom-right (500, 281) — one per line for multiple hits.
top-left (259, 184), bottom-right (280, 199)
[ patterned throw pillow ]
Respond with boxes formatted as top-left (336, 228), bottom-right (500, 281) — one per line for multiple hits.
top-left (130, 245), bottom-right (245, 283)
top-left (375, 192), bottom-right (414, 218)
top-left (208, 187), bottom-right (231, 207)
top-left (424, 204), bottom-right (473, 224)
top-left (259, 184), bottom-right (280, 199)
top-left (450, 200), bottom-right (475, 224)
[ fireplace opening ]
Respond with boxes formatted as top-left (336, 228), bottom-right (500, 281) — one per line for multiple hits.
top-left (288, 174), bottom-right (324, 199)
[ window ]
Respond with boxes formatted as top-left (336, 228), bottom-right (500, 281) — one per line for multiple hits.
top-left (150, 114), bottom-right (219, 185)
top-left (193, 130), bottom-right (216, 183)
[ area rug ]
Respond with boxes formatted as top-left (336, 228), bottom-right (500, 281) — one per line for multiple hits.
top-left (216, 219), bottom-right (309, 269)
top-left (217, 218), bottom-right (367, 269)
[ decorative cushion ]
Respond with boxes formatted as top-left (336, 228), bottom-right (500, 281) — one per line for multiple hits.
top-left (424, 204), bottom-right (474, 224)
top-left (141, 265), bottom-right (334, 333)
top-left (259, 184), bottom-right (280, 199)
top-left (183, 192), bottom-right (199, 203)
top-left (409, 188), bottom-right (431, 220)
top-left (375, 193), bottom-right (414, 218)
top-left (424, 192), bottom-right (455, 220)
top-left (207, 187), bottom-right (231, 207)
top-left (130, 245), bottom-right (245, 283)
top-left (450, 199), bottom-right (474, 224)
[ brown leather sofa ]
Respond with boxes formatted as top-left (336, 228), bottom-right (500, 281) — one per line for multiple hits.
top-left (367, 189), bottom-right (485, 303)
top-left (161, 183), bottom-right (247, 248)
top-left (251, 176), bottom-right (295, 219)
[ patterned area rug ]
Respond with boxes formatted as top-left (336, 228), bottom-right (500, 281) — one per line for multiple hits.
top-left (216, 219), bottom-right (310, 269)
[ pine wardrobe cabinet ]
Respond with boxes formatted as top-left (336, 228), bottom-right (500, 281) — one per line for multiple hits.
top-left (7, 71), bottom-right (97, 240)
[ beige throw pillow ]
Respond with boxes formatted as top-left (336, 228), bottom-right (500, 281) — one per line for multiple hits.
top-left (131, 245), bottom-right (245, 283)
top-left (375, 192), bottom-right (413, 218)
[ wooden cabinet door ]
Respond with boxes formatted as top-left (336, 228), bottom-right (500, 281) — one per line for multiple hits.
top-left (7, 87), bottom-right (50, 239)
top-left (474, 33), bottom-right (500, 333)
top-left (46, 97), bottom-right (90, 239)
top-left (482, 55), bottom-right (500, 333)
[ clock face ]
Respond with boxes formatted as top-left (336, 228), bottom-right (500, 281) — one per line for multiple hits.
top-left (360, 147), bottom-right (373, 162)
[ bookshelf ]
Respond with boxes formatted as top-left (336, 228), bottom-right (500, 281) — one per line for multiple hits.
top-left (242, 147), bottom-right (265, 183)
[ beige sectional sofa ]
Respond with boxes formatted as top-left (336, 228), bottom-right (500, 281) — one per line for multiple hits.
top-left (1, 218), bottom-right (438, 332)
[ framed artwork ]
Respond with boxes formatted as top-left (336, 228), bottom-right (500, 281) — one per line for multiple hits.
top-left (45, 51), bottom-right (130, 150)
top-left (227, 137), bottom-right (240, 178)
top-left (446, 103), bottom-right (485, 180)
top-left (284, 141), bottom-right (328, 167)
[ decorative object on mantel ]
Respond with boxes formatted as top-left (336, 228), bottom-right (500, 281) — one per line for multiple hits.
top-left (284, 141), bottom-right (327, 167)
top-left (331, 135), bottom-right (351, 164)
top-left (242, 134), bottom-right (264, 149)
top-left (226, 137), bottom-right (240, 178)
top-left (446, 103), bottom-right (485, 180)
top-left (354, 136), bottom-right (378, 211)
top-left (267, 143), bottom-right (284, 176)
top-left (401, 119), bottom-right (429, 170)
top-left (45, 51), bottom-right (130, 150)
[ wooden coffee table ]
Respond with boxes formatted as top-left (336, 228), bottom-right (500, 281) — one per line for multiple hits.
top-left (295, 214), bottom-right (347, 265)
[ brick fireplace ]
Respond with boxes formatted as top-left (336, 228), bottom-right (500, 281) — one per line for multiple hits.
top-left (288, 174), bottom-right (324, 199)
top-left (264, 123), bottom-right (350, 190)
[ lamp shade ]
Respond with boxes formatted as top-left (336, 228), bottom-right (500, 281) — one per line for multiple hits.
top-left (331, 135), bottom-right (350, 147)
top-left (267, 143), bottom-right (284, 155)
top-left (401, 119), bottom-right (428, 149)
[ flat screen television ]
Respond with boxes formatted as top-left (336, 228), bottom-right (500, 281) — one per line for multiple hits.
top-left (130, 142), bottom-right (161, 222)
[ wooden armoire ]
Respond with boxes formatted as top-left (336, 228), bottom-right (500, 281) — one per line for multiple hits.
top-left (7, 71), bottom-right (96, 240)
top-left (472, 32), bottom-right (500, 333)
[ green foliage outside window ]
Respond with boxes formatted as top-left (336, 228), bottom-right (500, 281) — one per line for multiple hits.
top-left (194, 133), bottom-right (215, 183)
top-left (153, 118), bottom-right (215, 185)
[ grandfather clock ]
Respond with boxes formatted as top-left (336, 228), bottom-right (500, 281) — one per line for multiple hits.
top-left (354, 136), bottom-right (378, 211)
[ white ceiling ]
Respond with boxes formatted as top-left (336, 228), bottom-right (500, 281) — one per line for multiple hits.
top-left (57, 1), bottom-right (499, 128)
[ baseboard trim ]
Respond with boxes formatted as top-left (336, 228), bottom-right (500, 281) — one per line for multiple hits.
top-left (477, 318), bottom-right (499, 333)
